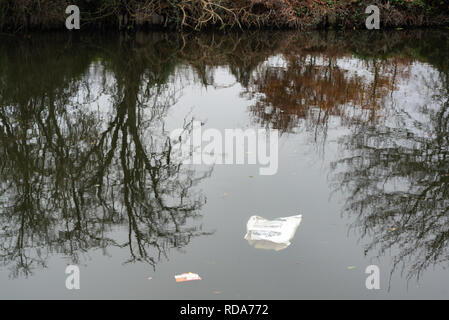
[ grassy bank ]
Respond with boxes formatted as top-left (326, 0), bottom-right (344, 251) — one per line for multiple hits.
top-left (1, 0), bottom-right (448, 32)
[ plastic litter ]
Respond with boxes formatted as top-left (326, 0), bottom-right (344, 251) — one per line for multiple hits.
top-left (175, 272), bottom-right (202, 282)
top-left (244, 214), bottom-right (302, 251)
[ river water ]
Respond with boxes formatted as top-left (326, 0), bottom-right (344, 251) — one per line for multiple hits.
top-left (0, 29), bottom-right (448, 299)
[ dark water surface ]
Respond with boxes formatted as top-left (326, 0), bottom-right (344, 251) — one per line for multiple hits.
top-left (0, 30), bottom-right (448, 299)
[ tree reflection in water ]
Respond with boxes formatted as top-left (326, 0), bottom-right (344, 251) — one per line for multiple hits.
top-left (0, 30), bottom-right (448, 282)
top-left (0, 34), bottom-right (212, 277)
top-left (331, 54), bottom-right (449, 281)
top-left (243, 30), bottom-right (449, 280)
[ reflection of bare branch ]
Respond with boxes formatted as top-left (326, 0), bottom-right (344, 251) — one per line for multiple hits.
top-left (0, 34), bottom-right (211, 277)
top-left (331, 69), bottom-right (449, 281)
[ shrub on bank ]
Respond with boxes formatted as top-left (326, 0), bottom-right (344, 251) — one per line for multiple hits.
top-left (0, 0), bottom-right (448, 31)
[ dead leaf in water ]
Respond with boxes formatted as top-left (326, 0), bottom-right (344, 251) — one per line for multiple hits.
top-left (347, 266), bottom-right (356, 270)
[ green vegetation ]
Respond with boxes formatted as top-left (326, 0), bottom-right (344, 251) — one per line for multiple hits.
top-left (0, 0), bottom-right (448, 31)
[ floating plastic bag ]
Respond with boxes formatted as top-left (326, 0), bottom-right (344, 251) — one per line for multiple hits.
top-left (244, 214), bottom-right (302, 251)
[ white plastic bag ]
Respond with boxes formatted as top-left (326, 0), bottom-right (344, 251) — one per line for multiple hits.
top-left (244, 214), bottom-right (302, 251)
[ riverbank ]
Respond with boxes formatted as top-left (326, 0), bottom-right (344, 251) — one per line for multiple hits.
top-left (1, 0), bottom-right (448, 32)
